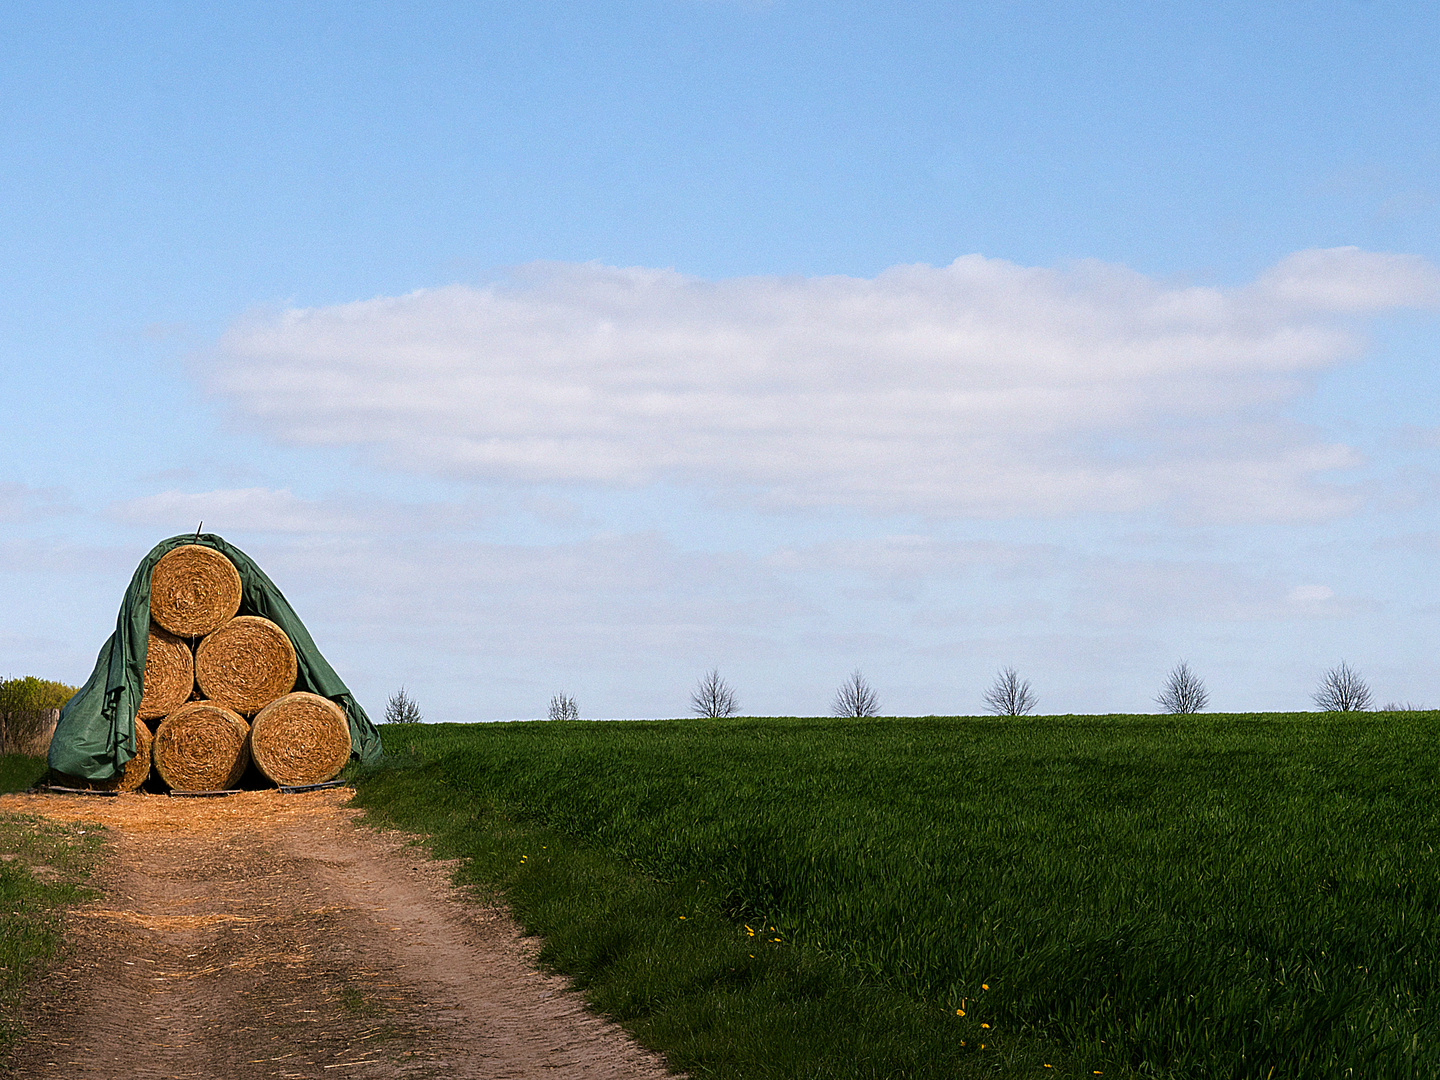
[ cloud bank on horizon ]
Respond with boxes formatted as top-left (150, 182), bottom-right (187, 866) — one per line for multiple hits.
top-left (207, 247), bottom-right (1440, 523)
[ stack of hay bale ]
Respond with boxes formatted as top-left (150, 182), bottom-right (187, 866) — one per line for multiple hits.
top-left (99, 545), bottom-right (353, 793)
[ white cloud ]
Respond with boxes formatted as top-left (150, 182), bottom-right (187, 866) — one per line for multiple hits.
top-left (0, 482), bottom-right (71, 522)
top-left (1256, 247), bottom-right (1440, 312)
top-left (107, 487), bottom-right (363, 535)
top-left (106, 486), bottom-right (519, 542)
top-left (204, 248), bottom-right (1440, 521)
top-left (0, 539), bottom-right (135, 576)
top-left (770, 534), bottom-right (1363, 626)
top-left (768, 534), bottom-right (1054, 579)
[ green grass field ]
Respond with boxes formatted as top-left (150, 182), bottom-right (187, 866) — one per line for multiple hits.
top-left (352, 712), bottom-right (1440, 1079)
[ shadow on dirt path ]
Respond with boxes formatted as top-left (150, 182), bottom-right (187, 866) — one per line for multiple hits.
top-left (0, 789), bottom-right (673, 1080)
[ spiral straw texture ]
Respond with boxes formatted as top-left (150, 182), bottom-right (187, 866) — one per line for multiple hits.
top-left (250, 692), bottom-right (352, 787)
top-left (195, 616), bottom-right (298, 716)
top-left (149, 545), bottom-right (242, 637)
top-left (60, 719), bottom-right (153, 792)
top-left (153, 701), bottom-right (250, 791)
top-left (137, 624), bottom-right (195, 721)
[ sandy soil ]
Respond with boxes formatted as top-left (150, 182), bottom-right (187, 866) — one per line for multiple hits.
top-left (0, 789), bottom-right (674, 1080)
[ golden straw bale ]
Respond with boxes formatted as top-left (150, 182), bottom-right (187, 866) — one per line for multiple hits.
top-left (137, 624), bottom-right (195, 721)
top-left (150, 545), bottom-right (242, 637)
top-left (195, 616), bottom-right (297, 716)
top-left (153, 702), bottom-right (250, 792)
top-left (59, 719), bottom-right (152, 792)
top-left (250, 692), bottom-right (352, 786)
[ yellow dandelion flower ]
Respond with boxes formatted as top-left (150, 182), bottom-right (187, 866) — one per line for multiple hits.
top-left (982, 983), bottom-right (989, 990)
top-left (981, 1023), bottom-right (990, 1029)
top-left (956, 1009), bottom-right (965, 1016)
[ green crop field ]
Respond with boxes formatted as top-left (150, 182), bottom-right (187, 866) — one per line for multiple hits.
top-left (352, 712), bottom-right (1440, 1079)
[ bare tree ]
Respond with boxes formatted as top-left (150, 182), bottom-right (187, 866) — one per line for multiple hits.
top-left (982, 666), bottom-right (1037, 716)
top-left (832, 670), bottom-right (880, 718)
top-left (1156, 661), bottom-right (1208, 714)
top-left (1313, 662), bottom-right (1372, 712)
top-left (691, 669), bottom-right (738, 718)
top-left (385, 686), bottom-right (422, 724)
top-left (548, 693), bottom-right (579, 721)
top-left (1382, 701), bottom-right (1425, 712)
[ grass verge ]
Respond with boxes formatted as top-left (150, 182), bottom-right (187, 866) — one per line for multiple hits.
top-left (0, 759), bottom-right (104, 1055)
top-left (0, 758), bottom-right (47, 797)
top-left (353, 713), bottom-right (1440, 1079)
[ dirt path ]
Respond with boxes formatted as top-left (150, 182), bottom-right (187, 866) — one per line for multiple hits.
top-left (0, 790), bottom-right (674, 1080)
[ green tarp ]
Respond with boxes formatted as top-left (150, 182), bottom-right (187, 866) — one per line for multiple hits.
top-left (49, 533), bottom-right (383, 781)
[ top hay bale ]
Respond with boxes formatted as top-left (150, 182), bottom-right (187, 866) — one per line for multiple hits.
top-left (149, 545), bottom-right (242, 637)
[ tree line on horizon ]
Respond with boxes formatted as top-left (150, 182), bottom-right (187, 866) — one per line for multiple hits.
top-left (528, 657), bottom-right (1414, 722)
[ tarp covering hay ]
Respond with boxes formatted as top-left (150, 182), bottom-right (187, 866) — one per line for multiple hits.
top-left (250, 692), bottom-right (352, 786)
top-left (136, 625), bottom-right (195, 721)
top-left (196, 616), bottom-right (298, 715)
top-left (51, 533), bottom-right (382, 784)
top-left (149, 544), bottom-right (242, 637)
top-left (153, 702), bottom-right (250, 791)
top-left (60, 719), bottom-right (152, 792)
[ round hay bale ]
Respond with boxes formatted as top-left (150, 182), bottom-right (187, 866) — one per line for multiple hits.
top-left (59, 719), bottom-right (152, 792)
top-left (153, 702), bottom-right (250, 792)
top-left (149, 545), bottom-right (242, 637)
top-left (250, 692), bottom-right (352, 787)
top-left (195, 616), bottom-right (297, 716)
top-left (137, 624), bottom-right (195, 721)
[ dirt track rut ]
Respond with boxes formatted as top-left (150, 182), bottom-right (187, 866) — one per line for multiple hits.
top-left (0, 790), bottom-right (672, 1080)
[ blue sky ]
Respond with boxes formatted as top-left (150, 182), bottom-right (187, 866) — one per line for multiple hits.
top-left (3, 1), bottom-right (1439, 718)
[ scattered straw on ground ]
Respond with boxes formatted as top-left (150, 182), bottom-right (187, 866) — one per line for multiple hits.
top-left (0, 786), bottom-right (352, 833)
top-left (79, 909), bottom-right (259, 930)
top-left (149, 544), bottom-right (242, 638)
top-left (250, 692), bottom-right (351, 787)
